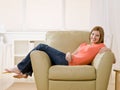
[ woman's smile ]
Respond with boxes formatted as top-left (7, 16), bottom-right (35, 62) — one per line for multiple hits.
top-left (90, 31), bottom-right (100, 44)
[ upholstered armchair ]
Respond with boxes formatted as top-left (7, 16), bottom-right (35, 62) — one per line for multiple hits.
top-left (30, 31), bottom-right (115, 90)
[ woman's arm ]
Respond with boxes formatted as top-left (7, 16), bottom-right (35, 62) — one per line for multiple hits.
top-left (99, 47), bottom-right (111, 54)
top-left (72, 47), bottom-right (79, 55)
top-left (99, 47), bottom-right (116, 63)
top-left (65, 47), bottom-right (79, 62)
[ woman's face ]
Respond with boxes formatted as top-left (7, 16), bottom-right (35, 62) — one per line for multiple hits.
top-left (90, 31), bottom-right (100, 44)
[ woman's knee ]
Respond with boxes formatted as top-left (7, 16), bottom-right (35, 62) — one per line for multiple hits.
top-left (36, 43), bottom-right (48, 50)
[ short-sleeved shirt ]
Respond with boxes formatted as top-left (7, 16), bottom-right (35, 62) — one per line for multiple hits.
top-left (69, 43), bottom-right (105, 65)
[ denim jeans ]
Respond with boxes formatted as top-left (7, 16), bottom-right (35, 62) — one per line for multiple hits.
top-left (17, 44), bottom-right (68, 76)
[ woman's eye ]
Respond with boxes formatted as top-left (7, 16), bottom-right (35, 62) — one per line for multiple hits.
top-left (91, 33), bottom-right (94, 35)
top-left (96, 35), bottom-right (100, 37)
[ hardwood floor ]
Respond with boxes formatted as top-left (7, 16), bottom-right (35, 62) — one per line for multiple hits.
top-left (108, 70), bottom-right (115, 90)
top-left (0, 73), bottom-right (35, 90)
top-left (0, 71), bottom-right (115, 90)
top-left (0, 74), bottom-right (14, 90)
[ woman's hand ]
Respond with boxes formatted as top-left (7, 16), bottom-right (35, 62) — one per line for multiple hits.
top-left (99, 47), bottom-right (116, 63)
top-left (65, 52), bottom-right (72, 62)
top-left (99, 47), bottom-right (111, 54)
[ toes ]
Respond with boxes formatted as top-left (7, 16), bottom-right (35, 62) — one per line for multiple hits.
top-left (3, 69), bottom-right (12, 74)
top-left (3, 67), bottom-right (21, 74)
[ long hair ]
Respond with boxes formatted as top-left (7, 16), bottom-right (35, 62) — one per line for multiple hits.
top-left (89, 26), bottom-right (104, 43)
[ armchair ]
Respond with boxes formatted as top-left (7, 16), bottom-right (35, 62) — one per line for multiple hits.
top-left (30, 31), bottom-right (115, 90)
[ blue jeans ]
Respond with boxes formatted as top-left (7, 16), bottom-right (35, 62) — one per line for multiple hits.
top-left (17, 44), bottom-right (68, 76)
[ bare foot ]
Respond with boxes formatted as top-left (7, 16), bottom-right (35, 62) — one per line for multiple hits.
top-left (3, 66), bottom-right (21, 74)
top-left (13, 74), bottom-right (28, 79)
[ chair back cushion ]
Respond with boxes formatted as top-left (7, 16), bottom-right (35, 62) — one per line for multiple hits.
top-left (46, 31), bottom-right (89, 53)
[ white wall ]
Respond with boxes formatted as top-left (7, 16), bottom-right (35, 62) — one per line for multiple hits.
top-left (0, 0), bottom-right (90, 32)
top-left (0, 0), bottom-right (120, 66)
top-left (108, 0), bottom-right (120, 64)
top-left (90, 0), bottom-right (120, 65)
top-left (65, 0), bottom-right (90, 30)
top-left (90, 0), bottom-right (111, 48)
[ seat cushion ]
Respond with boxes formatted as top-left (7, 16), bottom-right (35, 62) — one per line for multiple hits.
top-left (49, 65), bottom-right (96, 81)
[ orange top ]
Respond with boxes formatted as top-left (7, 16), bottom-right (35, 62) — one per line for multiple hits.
top-left (69, 43), bottom-right (105, 65)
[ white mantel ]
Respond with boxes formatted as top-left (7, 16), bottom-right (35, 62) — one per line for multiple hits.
top-left (3, 32), bottom-right (46, 44)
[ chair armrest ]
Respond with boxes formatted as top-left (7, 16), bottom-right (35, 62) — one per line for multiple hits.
top-left (30, 50), bottom-right (52, 90)
top-left (92, 51), bottom-right (115, 90)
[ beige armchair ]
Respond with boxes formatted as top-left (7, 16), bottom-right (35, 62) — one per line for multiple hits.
top-left (30, 31), bottom-right (115, 90)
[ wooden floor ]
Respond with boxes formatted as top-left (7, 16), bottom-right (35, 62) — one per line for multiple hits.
top-left (6, 82), bottom-right (37, 90)
top-left (108, 70), bottom-right (115, 90)
top-left (0, 73), bottom-right (35, 90)
top-left (0, 71), bottom-right (115, 90)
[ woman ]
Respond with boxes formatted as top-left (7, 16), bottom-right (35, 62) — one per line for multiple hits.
top-left (4, 26), bottom-right (109, 78)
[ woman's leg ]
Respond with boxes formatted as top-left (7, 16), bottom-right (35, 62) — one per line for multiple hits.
top-left (17, 44), bottom-right (68, 76)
